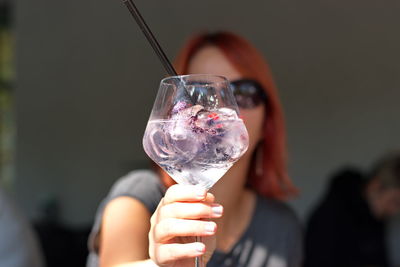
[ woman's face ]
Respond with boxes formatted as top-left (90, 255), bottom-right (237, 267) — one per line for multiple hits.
top-left (187, 45), bottom-right (265, 156)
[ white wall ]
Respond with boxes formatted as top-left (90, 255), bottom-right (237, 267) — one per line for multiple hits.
top-left (15, 0), bottom-right (400, 263)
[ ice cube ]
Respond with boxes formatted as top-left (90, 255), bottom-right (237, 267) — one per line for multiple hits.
top-left (170, 105), bottom-right (204, 139)
top-left (218, 108), bottom-right (239, 120)
top-left (170, 135), bottom-right (199, 160)
top-left (172, 104), bottom-right (205, 120)
top-left (170, 119), bottom-right (189, 140)
top-left (166, 118), bottom-right (200, 163)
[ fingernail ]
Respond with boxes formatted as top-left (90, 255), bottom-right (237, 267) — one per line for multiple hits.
top-left (204, 222), bottom-right (216, 234)
top-left (195, 243), bottom-right (205, 253)
top-left (196, 188), bottom-right (207, 199)
top-left (211, 204), bottom-right (223, 216)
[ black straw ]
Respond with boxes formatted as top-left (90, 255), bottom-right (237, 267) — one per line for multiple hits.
top-left (122, 0), bottom-right (178, 76)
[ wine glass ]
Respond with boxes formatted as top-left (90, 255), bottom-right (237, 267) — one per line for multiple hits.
top-left (142, 74), bottom-right (249, 266)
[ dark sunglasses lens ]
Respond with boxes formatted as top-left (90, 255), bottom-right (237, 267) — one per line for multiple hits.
top-left (231, 80), bottom-right (266, 109)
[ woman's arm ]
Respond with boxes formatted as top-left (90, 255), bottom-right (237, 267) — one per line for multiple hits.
top-left (100, 196), bottom-right (152, 266)
top-left (98, 185), bottom-right (222, 267)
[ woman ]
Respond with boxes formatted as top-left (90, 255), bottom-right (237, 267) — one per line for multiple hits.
top-left (87, 31), bottom-right (302, 267)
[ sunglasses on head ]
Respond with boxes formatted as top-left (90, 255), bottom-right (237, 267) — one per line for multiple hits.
top-left (230, 79), bottom-right (268, 109)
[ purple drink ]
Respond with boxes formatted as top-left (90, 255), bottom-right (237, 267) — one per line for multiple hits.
top-left (143, 105), bottom-right (249, 189)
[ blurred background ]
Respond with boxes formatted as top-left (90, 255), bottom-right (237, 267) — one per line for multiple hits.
top-left (1, 0), bottom-right (400, 266)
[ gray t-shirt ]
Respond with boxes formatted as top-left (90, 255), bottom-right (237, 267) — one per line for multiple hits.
top-left (87, 170), bottom-right (303, 267)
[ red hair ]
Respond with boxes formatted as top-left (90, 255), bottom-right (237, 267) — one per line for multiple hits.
top-left (159, 31), bottom-right (297, 200)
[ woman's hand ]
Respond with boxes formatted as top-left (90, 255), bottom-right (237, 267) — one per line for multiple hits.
top-left (149, 184), bottom-right (223, 267)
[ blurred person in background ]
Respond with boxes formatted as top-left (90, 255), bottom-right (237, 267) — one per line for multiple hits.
top-left (86, 31), bottom-right (303, 267)
top-left (304, 152), bottom-right (400, 267)
top-left (0, 187), bottom-right (44, 267)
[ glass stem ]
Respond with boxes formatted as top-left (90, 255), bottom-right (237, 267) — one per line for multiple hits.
top-left (195, 236), bottom-right (205, 267)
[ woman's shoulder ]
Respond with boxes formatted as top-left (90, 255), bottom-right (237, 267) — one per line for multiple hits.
top-left (109, 169), bottom-right (163, 194)
top-left (106, 169), bottom-right (165, 213)
top-left (87, 169), bottom-right (165, 261)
